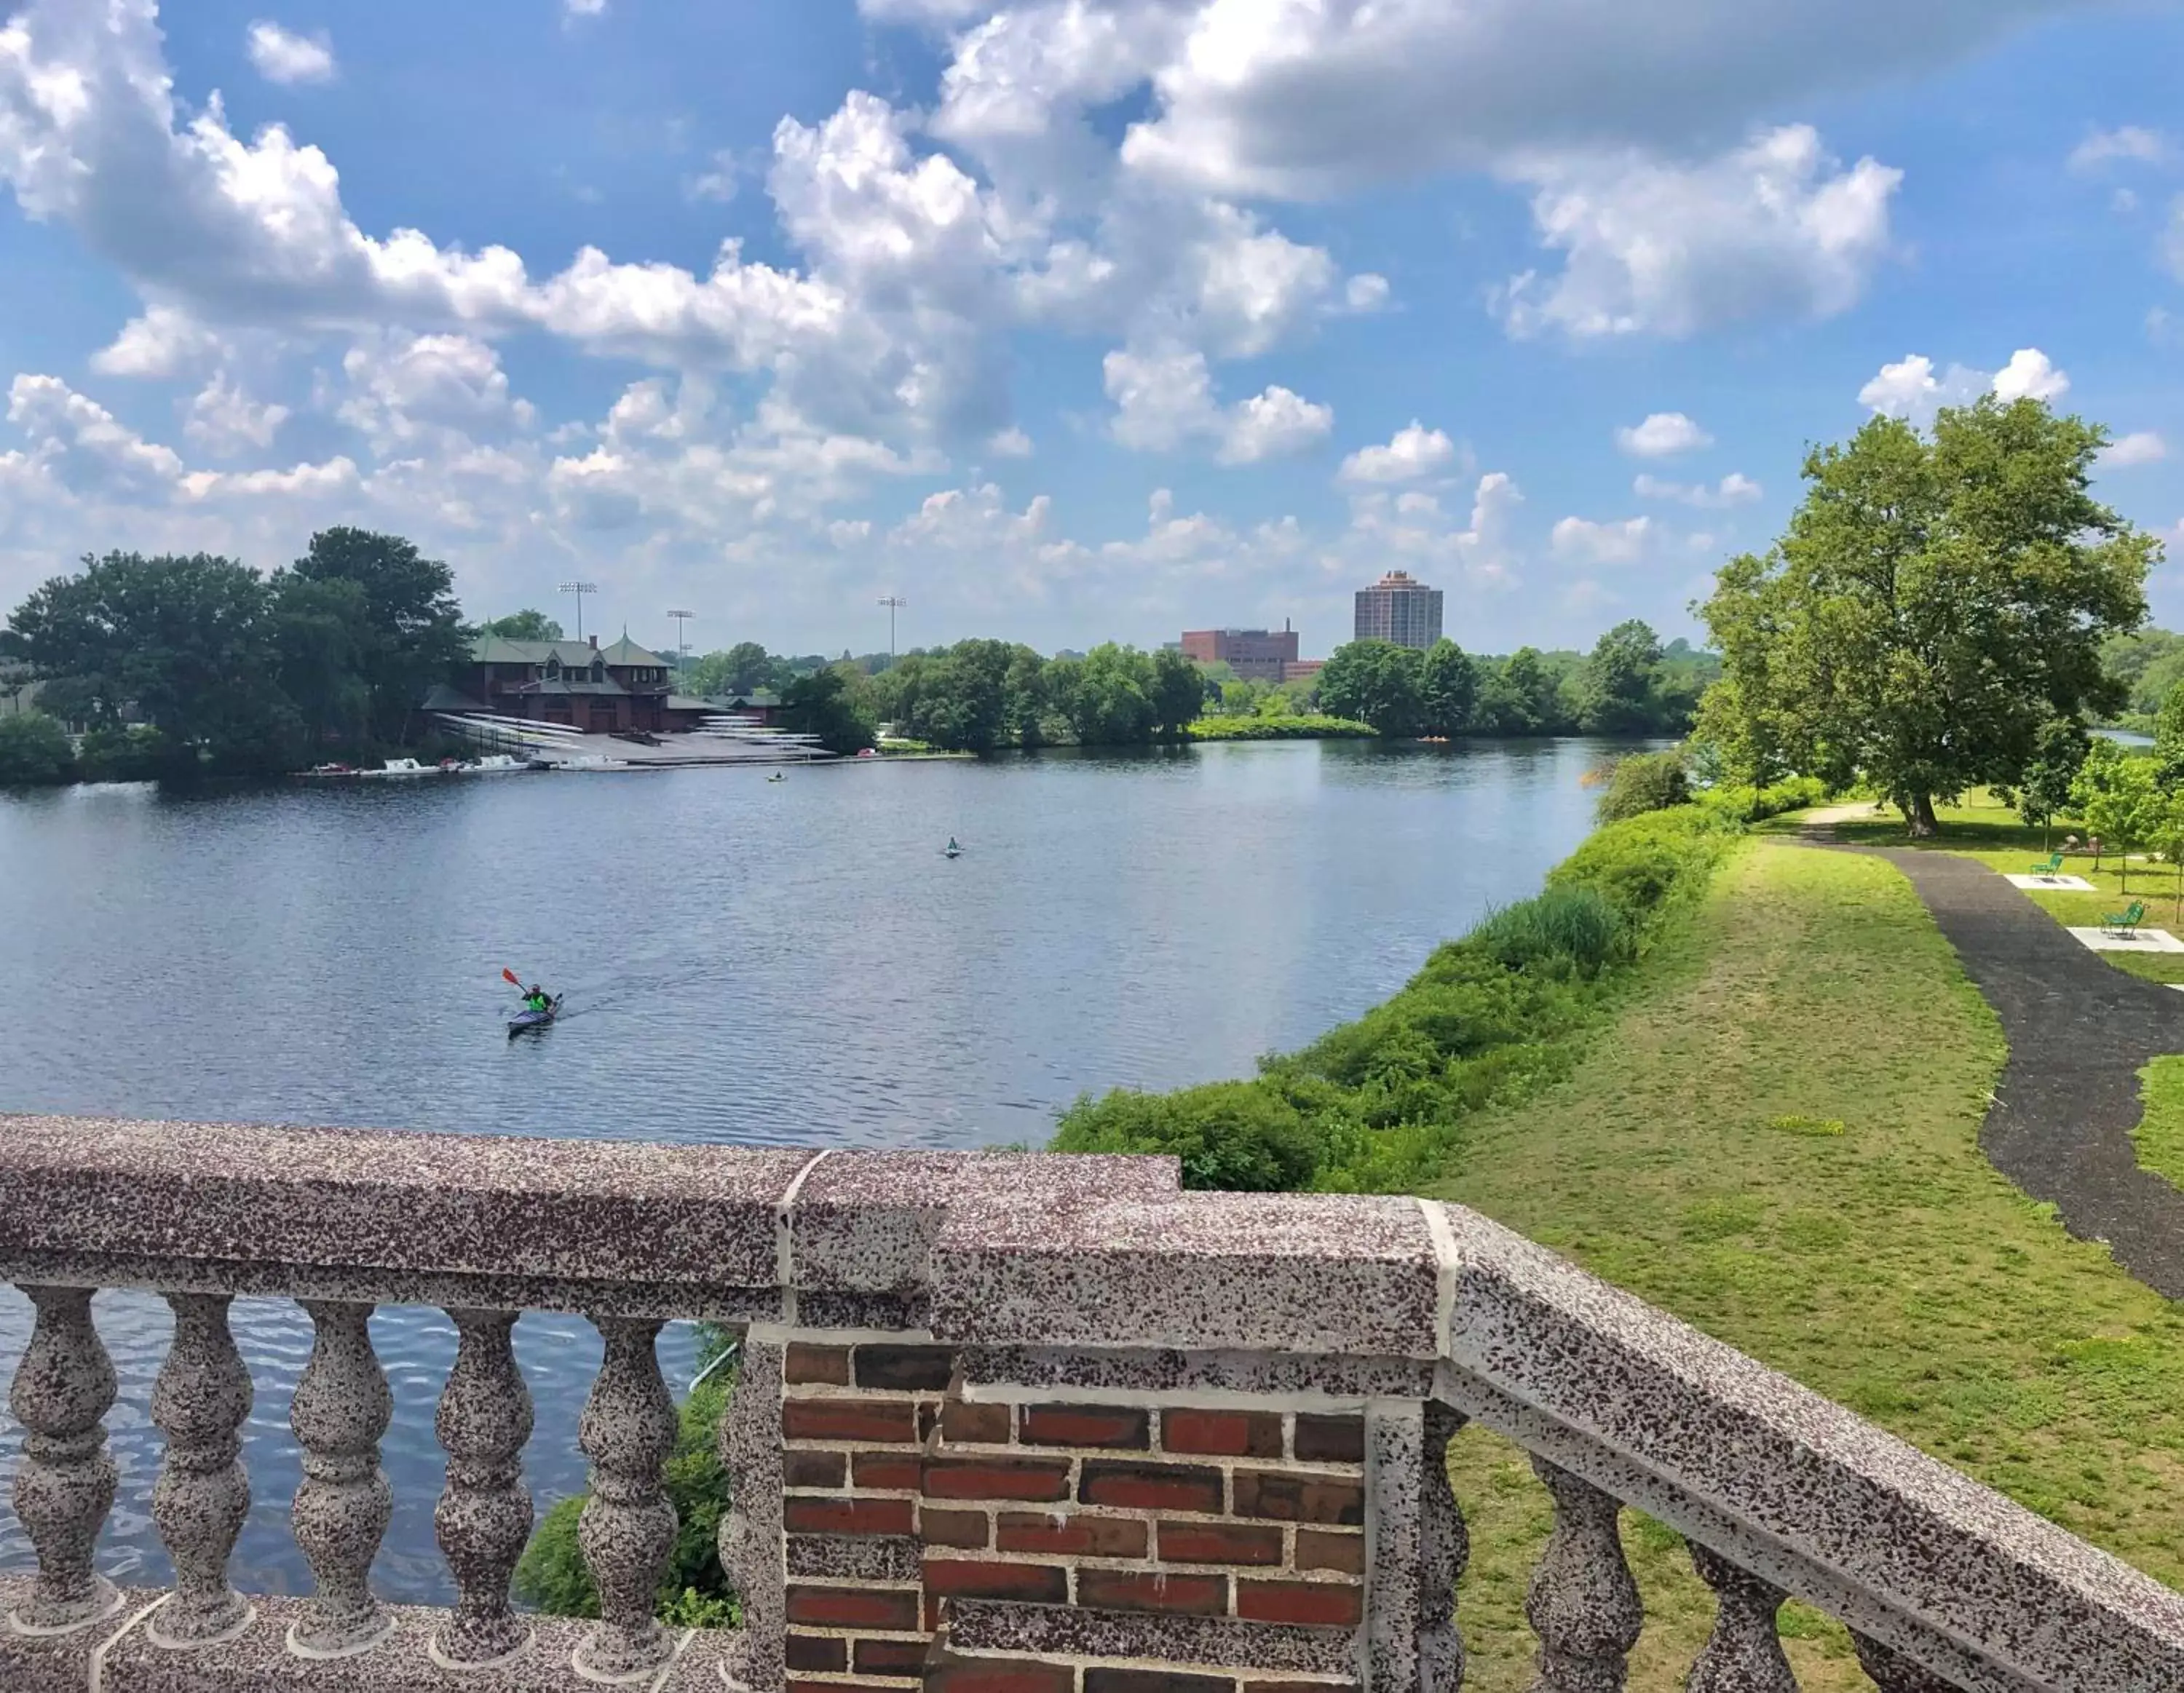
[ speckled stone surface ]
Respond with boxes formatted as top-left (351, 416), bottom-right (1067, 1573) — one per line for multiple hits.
top-left (786, 1534), bottom-right (922, 1582)
top-left (0, 1114), bottom-right (808, 1290)
top-left (90, 1595), bottom-right (734, 1691)
top-left (958, 1347), bottom-right (1434, 1400)
top-left (1363, 1401), bottom-right (1464, 1693)
top-left (1426, 1199), bottom-right (2184, 1684)
top-left (790, 1152), bottom-right (1179, 1293)
top-left (719, 1339), bottom-right (786, 1693)
top-left (930, 1193), bottom-right (1441, 1359)
top-left (0, 1577), bottom-right (162, 1693)
top-left (944, 1600), bottom-right (1357, 1676)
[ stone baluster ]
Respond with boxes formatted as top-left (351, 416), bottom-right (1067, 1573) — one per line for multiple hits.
top-left (1851, 1632), bottom-right (1960, 1693)
top-left (574, 1315), bottom-right (679, 1682)
top-left (1524, 1457), bottom-right (1641, 1693)
top-left (1418, 1402), bottom-right (1469, 1693)
top-left (7, 1285), bottom-right (119, 1633)
top-left (1685, 1543), bottom-right (1797, 1693)
top-left (148, 1293), bottom-right (254, 1646)
top-left (431, 1308), bottom-right (535, 1668)
top-left (288, 1299), bottom-right (394, 1656)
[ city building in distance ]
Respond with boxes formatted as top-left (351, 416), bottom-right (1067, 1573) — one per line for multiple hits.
top-left (1180, 622), bottom-right (1317, 683)
top-left (1353, 570), bottom-right (1443, 650)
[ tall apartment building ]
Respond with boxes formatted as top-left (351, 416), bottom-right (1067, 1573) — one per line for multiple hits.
top-left (1353, 571), bottom-right (1443, 650)
top-left (1180, 624), bottom-right (1302, 683)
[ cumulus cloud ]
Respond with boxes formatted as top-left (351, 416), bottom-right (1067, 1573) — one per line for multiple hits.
top-left (245, 21), bottom-right (335, 86)
top-left (1858, 347), bottom-right (2068, 422)
top-left (2100, 431), bottom-right (2167, 468)
top-left (184, 372), bottom-right (288, 454)
top-left (90, 306), bottom-right (224, 378)
top-left (2068, 127), bottom-right (2172, 172)
top-left (1337, 421), bottom-right (1458, 485)
top-left (1551, 513), bottom-right (1653, 565)
top-left (1498, 127), bottom-right (1901, 340)
top-left (1615, 412), bottom-right (1711, 457)
top-left (986, 425), bottom-right (1034, 457)
top-left (1101, 346), bottom-right (1330, 464)
top-left (1633, 472), bottom-right (1760, 507)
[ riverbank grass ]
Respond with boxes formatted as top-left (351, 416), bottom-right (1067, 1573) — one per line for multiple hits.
top-left (1429, 839), bottom-right (2184, 1690)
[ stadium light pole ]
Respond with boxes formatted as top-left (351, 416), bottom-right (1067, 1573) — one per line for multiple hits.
top-left (559, 582), bottom-right (599, 643)
top-left (878, 595), bottom-right (907, 659)
top-left (666, 609), bottom-right (696, 683)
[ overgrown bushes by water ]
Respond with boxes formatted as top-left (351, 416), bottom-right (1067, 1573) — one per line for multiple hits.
top-left (1051, 780), bottom-right (1826, 1193)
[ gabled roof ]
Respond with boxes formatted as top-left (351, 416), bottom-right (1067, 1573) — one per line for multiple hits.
top-left (471, 635), bottom-right (606, 668)
top-left (598, 635), bottom-right (670, 669)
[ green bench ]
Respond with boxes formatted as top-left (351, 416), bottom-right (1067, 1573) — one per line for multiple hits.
top-left (2027, 852), bottom-right (2066, 878)
top-left (2102, 900), bottom-right (2147, 940)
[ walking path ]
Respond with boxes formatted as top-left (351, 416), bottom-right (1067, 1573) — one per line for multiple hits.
top-left (1808, 828), bottom-right (2184, 1300)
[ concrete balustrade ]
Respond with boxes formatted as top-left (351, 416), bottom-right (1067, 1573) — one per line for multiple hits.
top-left (0, 1112), bottom-right (2179, 1692)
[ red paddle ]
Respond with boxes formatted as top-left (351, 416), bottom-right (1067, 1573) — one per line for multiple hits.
top-left (502, 967), bottom-right (523, 992)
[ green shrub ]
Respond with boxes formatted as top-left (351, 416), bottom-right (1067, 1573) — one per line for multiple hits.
top-left (0, 713), bottom-right (74, 785)
top-left (1594, 750), bottom-right (1691, 822)
top-left (1696, 775), bottom-right (1828, 824)
top-left (1051, 1081), bottom-right (1321, 1191)
top-left (76, 725), bottom-right (169, 783)
top-left (1187, 714), bottom-right (1377, 741)
top-left (515, 1349), bottom-right (737, 1624)
top-left (1468, 887), bottom-right (1627, 976)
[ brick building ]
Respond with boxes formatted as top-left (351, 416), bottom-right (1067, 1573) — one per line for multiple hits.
top-left (1352, 571), bottom-right (1443, 650)
top-left (434, 633), bottom-right (711, 734)
top-left (1179, 625), bottom-right (1308, 683)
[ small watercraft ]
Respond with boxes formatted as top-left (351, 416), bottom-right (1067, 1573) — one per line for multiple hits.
top-left (768, 772), bottom-right (786, 782)
top-left (507, 995), bottom-right (563, 1037)
top-left (943, 837), bottom-right (963, 859)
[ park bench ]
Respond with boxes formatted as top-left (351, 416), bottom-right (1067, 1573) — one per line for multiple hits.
top-left (2102, 899), bottom-right (2148, 939)
top-left (2027, 850), bottom-right (2066, 877)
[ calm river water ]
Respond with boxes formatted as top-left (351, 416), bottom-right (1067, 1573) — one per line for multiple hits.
top-left (0, 738), bottom-right (1626, 1598)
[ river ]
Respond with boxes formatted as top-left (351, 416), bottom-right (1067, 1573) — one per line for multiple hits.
top-left (0, 737), bottom-right (1630, 1599)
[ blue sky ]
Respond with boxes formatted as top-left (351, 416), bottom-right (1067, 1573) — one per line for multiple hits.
top-left (0, 0), bottom-right (2178, 661)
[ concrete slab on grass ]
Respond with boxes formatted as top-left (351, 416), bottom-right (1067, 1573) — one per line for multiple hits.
top-left (2008, 873), bottom-right (2097, 892)
top-left (2067, 926), bottom-right (2184, 953)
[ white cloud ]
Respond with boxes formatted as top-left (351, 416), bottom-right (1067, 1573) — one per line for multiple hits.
top-left (90, 306), bottom-right (224, 378)
top-left (1990, 346), bottom-right (2070, 404)
top-left (1217, 384), bottom-right (1332, 464)
top-left (1101, 346), bottom-right (1329, 464)
top-left (184, 372), bottom-right (288, 454)
top-left (986, 425), bottom-right (1034, 457)
top-left (1498, 126), bottom-right (1901, 340)
top-left (565, 0), bottom-right (608, 15)
top-left (1551, 513), bottom-right (1653, 565)
top-left (1633, 471), bottom-right (1760, 507)
top-left (7, 373), bottom-right (183, 500)
top-left (1343, 274), bottom-right (1390, 312)
top-left (1337, 421), bottom-right (1457, 485)
top-left (245, 21), bottom-right (335, 86)
top-left (2100, 431), bottom-right (2167, 468)
top-left (2166, 196), bottom-right (2184, 281)
top-left (2068, 127), bottom-right (2172, 172)
top-left (1110, 0), bottom-right (2070, 199)
top-left (686, 151), bottom-right (741, 204)
top-left (1858, 347), bottom-right (2068, 421)
top-left (1615, 412), bottom-right (1711, 457)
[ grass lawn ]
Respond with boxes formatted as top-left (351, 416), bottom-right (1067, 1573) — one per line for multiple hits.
top-left (1425, 839), bottom-right (2184, 1690)
top-left (2135, 1057), bottom-right (2184, 1195)
top-left (1795, 789), bottom-right (2184, 983)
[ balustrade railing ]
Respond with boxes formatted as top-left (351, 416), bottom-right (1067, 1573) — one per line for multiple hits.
top-left (0, 1112), bottom-right (2179, 1693)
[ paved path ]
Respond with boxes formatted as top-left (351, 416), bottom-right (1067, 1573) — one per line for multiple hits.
top-left (1822, 839), bottom-right (2184, 1300)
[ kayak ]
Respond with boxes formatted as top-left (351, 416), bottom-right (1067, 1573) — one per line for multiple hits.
top-left (507, 996), bottom-right (562, 1037)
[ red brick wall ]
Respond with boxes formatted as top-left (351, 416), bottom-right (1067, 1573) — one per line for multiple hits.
top-left (777, 1340), bottom-right (1366, 1693)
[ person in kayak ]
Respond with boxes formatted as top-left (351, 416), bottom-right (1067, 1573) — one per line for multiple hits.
top-left (523, 985), bottom-right (553, 1014)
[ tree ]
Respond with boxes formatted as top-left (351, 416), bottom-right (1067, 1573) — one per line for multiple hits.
top-left (2156, 684), bottom-right (2184, 790)
top-left (1594, 750), bottom-right (1690, 822)
top-left (271, 574), bottom-right (373, 755)
top-left (0, 712), bottom-right (73, 785)
top-left (717, 641), bottom-right (780, 696)
top-left (4, 552), bottom-right (301, 777)
top-left (2019, 719), bottom-right (2089, 849)
top-left (1318, 641), bottom-right (1423, 737)
top-left (291, 528), bottom-right (468, 745)
top-left (482, 610), bottom-right (564, 641)
top-left (1064, 645), bottom-right (1158, 745)
top-left (1699, 397), bottom-right (2155, 835)
top-left (1573, 620), bottom-right (1663, 734)
top-left (779, 663), bottom-right (878, 756)
top-left (1474, 647), bottom-right (1562, 735)
top-left (2148, 787), bottom-right (2184, 922)
top-left (1150, 647), bottom-right (1208, 740)
top-left (1418, 639), bottom-right (1479, 738)
top-left (2072, 739), bottom-right (2159, 891)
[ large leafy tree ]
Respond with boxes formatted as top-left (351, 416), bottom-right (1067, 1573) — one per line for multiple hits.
top-left (290, 528), bottom-right (468, 744)
top-left (481, 609), bottom-right (563, 641)
top-left (780, 664), bottom-right (878, 755)
top-left (1572, 620), bottom-right (1663, 734)
top-left (1474, 647), bottom-right (1564, 735)
top-left (3, 552), bottom-right (301, 776)
top-left (1699, 397), bottom-right (2155, 835)
top-left (1418, 639), bottom-right (1479, 738)
top-left (1319, 640), bottom-right (1423, 737)
top-left (270, 574), bottom-right (373, 753)
top-left (1064, 644), bottom-right (1158, 745)
top-left (2018, 718), bottom-right (2089, 849)
top-left (1150, 647), bottom-right (1207, 741)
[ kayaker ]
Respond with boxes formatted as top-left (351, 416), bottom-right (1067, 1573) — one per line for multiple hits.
top-left (523, 985), bottom-right (553, 1014)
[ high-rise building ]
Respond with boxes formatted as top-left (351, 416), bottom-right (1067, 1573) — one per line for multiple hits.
top-left (1353, 571), bottom-right (1443, 650)
top-left (1180, 624), bottom-right (1303, 683)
